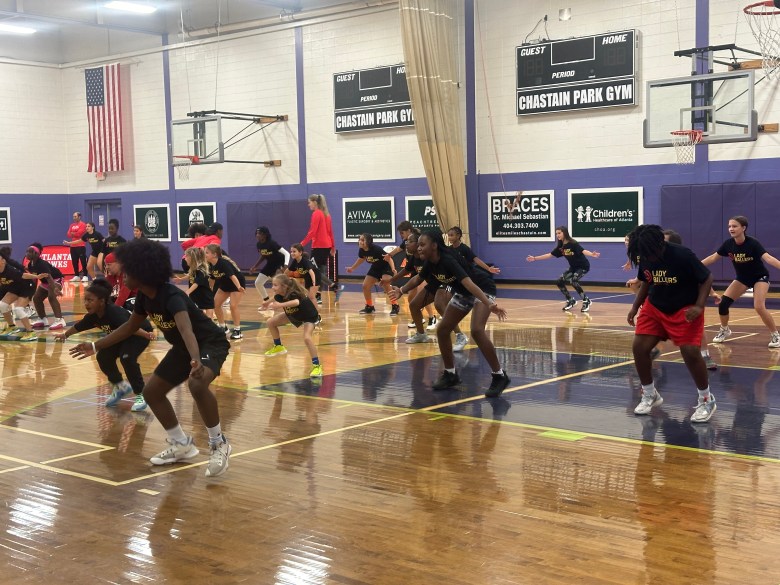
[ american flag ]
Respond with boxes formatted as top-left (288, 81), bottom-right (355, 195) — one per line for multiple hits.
top-left (85, 64), bottom-right (124, 173)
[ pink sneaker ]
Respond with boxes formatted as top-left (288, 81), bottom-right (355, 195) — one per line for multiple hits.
top-left (49, 318), bottom-right (66, 331)
top-left (31, 320), bottom-right (46, 330)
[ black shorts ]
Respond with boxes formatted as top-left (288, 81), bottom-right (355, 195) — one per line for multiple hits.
top-left (289, 315), bottom-right (319, 328)
top-left (367, 264), bottom-right (392, 280)
top-left (216, 273), bottom-right (246, 293)
top-left (260, 263), bottom-right (283, 277)
top-left (8, 280), bottom-right (35, 299)
top-left (736, 274), bottom-right (769, 288)
top-left (154, 336), bottom-right (230, 387)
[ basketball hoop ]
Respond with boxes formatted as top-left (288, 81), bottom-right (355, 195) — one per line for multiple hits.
top-left (172, 155), bottom-right (198, 180)
top-left (670, 130), bottom-right (703, 165)
top-left (744, 1), bottom-right (780, 77)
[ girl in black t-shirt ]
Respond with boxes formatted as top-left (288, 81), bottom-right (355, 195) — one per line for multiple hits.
top-left (25, 242), bottom-right (67, 331)
top-left (287, 243), bottom-right (320, 306)
top-left (701, 215), bottom-right (780, 348)
top-left (389, 231), bottom-right (510, 398)
top-left (250, 227), bottom-right (289, 303)
top-left (205, 243), bottom-right (245, 340)
top-left (527, 225), bottom-right (600, 312)
top-left (389, 229), bottom-right (438, 343)
top-left (184, 246), bottom-right (215, 318)
top-left (346, 233), bottom-right (399, 316)
top-left (0, 248), bottom-right (37, 341)
top-left (98, 219), bottom-right (126, 270)
top-left (260, 274), bottom-right (323, 378)
top-left (447, 226), bottom-right (501, 275)
top-left (55, 279), bottom-right (153, 412)
top-left (71, 222), bottom-right (104, 282)
top-left (69, 237), bottom-right (232, 478)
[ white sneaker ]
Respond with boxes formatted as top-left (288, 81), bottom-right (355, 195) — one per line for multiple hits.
top-left (150, 437), bottom-right (199, 465)
top-left (206, 437), bottom-right (232, 477)
top-left (406, 332), bottom-right (430, 344)
top-left (408, 321), bottom-right (416, 328)
top-left (453, 332), bottom-right (469, 352)
top-left (105, 380), bottom-right (133, 407)
top-left (712, 326), bottom-right (731, 343)
top-left (769, 332), bottom-right (780, 348)
top-left (81, 276), bottom-right (90, 283)
top-left (48, 318), bottom-right (66, 331)
top-left (70, 276), bottom-right (81, 283)
top-left (691, 393), bottom-right (717, 423)
top-left (426, 316), bottom-right (438, 330)
top-left (634, 390), bottom-right (663, 415)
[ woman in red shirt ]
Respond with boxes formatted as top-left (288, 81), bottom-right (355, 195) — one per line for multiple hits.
top-left (64, 211), bottom-right (88, 282)
top-left (301, 194), bottom-right (338, 303)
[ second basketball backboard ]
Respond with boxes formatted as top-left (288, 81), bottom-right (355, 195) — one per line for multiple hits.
top-left (171, 115), bottom-right (224, 164)
top-left (643, 70), bottom-right (757, 147)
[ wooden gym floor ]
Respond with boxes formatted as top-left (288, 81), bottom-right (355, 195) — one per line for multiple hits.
top-left (1, 280), bottom-right (780, 584)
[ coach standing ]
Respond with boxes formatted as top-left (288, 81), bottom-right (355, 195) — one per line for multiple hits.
top-left (64, 211), bottom-right (88, 282)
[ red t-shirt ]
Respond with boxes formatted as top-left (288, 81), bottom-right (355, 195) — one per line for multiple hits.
top-left (301, 209), bottom-right (334, 249)
top-left (67, 221), bottom-right (87, 247)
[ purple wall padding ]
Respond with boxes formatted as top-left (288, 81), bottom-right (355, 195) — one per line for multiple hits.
top-left (755, 183), bottom-right (780, 282)
top-left (690, 184), bottom-right (725, 281)
top-left (226, 200), bottom-right (311, 270)
top-left (660, 185), bottom-right (694, 245)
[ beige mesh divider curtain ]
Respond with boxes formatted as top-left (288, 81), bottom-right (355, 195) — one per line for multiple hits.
top-left (400, 0), bottom-right (469, 243)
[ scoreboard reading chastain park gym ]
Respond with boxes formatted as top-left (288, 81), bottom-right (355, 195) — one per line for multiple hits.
top-left (516, 30), bottom-right (636, 115)
top-left (333, 65), bottom-right (414, 133)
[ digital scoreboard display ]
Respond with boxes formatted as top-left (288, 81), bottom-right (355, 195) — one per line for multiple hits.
top-left (516, 30), bottom-right (636, 115)
top-left (333, 64), bottom-right (414, 133)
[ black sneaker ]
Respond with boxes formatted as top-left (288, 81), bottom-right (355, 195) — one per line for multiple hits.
top-left (230, 329), bottom-right (242, 340)
top-left (581, 298), bottom-right (591, 313)
top-left (358, 305), bottom-right (375, 314)
top-left (432, 370), bottom-right (461, 390)
top-left (485, 371), bottom-right (510, 398)
top-left (389, 304), bottom-right (400, 316)
top-left (316, 293), bottom-right (322, 305)
top-left (563, 298), bottom-right (576, 311)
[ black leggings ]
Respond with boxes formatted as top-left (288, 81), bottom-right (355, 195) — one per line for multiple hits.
top-left (311, 248), bottom-right (333, 289)
top-left (95, 335), bottom-right (150, 393)
top-left (556, 269), bottom-right (588, 299)
top-left (70, 247), bottom-right (88, 277)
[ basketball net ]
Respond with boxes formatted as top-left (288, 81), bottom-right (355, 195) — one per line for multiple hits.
top-left (670, 130), bottom-right (703, 165)
top-left (172, 155), bottom-right (198, 181)
top-left (744, 1), bottom-right (780, 77)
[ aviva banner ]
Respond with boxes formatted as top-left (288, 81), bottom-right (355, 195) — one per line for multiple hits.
top-left (343, 197), bottom-right (395, 243)
top-left (568, 188), bottom-right (643, 242)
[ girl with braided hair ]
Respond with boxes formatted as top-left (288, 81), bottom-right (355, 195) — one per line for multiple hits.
top-left (627, 224), bottom-right (716, 423)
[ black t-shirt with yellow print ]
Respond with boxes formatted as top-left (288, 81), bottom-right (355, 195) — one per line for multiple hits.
top-left (717, 236), bottom-right (769, 282)
top-left (274, 292), bottom-right (319, 325)
top-left (418, 252), bottom-right (496, 297)
top-left (75, 303), bottom-right (152, 334)
top-left (551, 241), bottom-right (590, 271)
top-left (134, 283), bottom-right (225, 349)
top-left (637, 242), bottom-right (711, 314)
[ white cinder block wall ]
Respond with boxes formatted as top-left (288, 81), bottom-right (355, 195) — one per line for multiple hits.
top-left (303, 9), bottom-right (426, 184)
top-left (0, 64), bottom-right (67, 194)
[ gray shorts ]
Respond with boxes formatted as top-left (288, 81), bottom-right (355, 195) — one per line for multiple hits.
top-left (449, 292), bottom-right (496, 313)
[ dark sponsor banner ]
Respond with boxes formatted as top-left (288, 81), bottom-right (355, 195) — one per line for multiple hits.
top-left (488, 191), bottom-right (554, 242)
top-left (133, 204), bottom-right (171, 241)
top-left (334, 104), bottom-right (414, 133)
top-left (517, 79), bottom-right (635, 115)
top-left (0, 207), bottom-right (10, 243)
top-left (405, 196), bottom-right (439, 231)
top-left (343, 198), bottom-right (395, 242)
top-left (177, 202), bottom-right (216, 240)
top-left (568, 188), bottom-right (643, 242)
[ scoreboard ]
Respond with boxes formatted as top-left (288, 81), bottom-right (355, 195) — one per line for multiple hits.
top-left (333, 64), bottom-right (414, 133)
top-left (516, 30), bottom-right (637, 115)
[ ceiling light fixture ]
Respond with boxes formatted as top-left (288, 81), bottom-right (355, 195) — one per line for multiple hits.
top-left (0, 22), bottom-right (36, 34)
top-left (104, 1), bottom-right (157, 14)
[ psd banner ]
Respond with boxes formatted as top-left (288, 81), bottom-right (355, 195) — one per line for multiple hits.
top-left (133, 204), bottom-right (172, 241)
top-left (177, 202), bottom-right (216, 240)
top-left (405, 196), bottom-right (439, 231)
top-left (488, 191), bottom-right (555, 242)
top-left (568, 188), bottom-right (643, 242)
top-left (343, 197), bottom-right (395, 243)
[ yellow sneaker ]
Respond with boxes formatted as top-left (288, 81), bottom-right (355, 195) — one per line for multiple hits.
top-left (310, 364), bottom-right (323, 378)
top-left (264, 344), bottom-right (287, 356)
top-left (18, 331), bottom-right (38, 342)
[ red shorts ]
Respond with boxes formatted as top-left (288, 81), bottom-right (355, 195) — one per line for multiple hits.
top-left (635, 300), bottom-right (704, 347)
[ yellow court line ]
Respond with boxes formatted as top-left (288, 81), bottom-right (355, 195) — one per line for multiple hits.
top-left (0, 453), bottom-right (120, 485)
top-left (42, 448), bottom-right (114, 464)
top-left (1, 425), bottom-right (116, 449)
